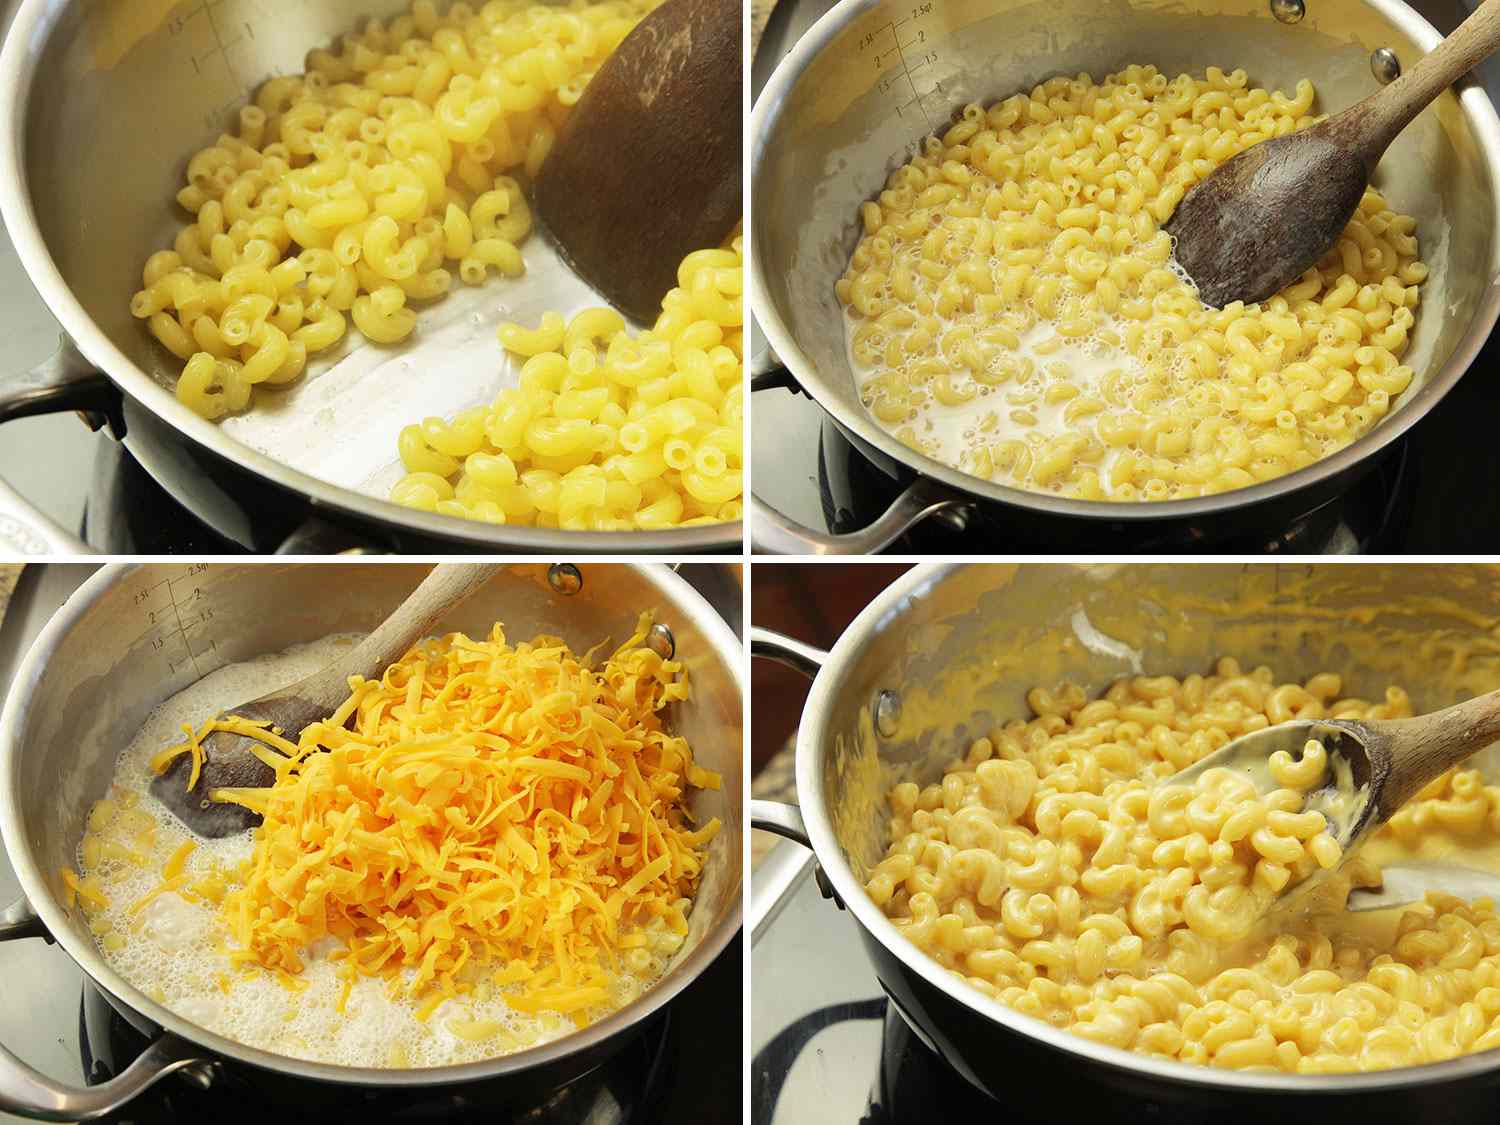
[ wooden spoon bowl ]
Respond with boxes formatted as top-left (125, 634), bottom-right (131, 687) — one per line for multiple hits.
top-left (1166, 0), bottom-right (1500, 307)
top-left (151, 564), bottom-right (500, 838)
top-left (1164, 686), bottom-right (1500, 903)
top-left (534, 0), bottom-right (742, 324)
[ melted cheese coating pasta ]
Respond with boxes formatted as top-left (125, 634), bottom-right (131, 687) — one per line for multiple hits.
top-left (132, 0), bottom-right (662, 420)
top-left (867, 660), bottom-right (1500, 1072)
top-left (836, 66), bottom-right (1428, 500)
top-left (389, 236), bottom-right (744, 530)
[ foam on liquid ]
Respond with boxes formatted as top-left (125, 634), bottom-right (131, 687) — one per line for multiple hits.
top-left (79, 636), bottom-right (673, 1068)
top-left (844, 251), bottom-right (1346, 497)
top-left (846, 309), bottom-right (1141, 494)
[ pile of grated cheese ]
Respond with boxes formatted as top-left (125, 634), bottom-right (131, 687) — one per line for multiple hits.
top-left (149, 613), bottom-right (720, 1023)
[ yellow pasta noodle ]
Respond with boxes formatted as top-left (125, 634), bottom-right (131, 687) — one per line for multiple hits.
top-left (868, 659), bottom-right (1500, 1073)
top-left (133, 0), bottom-right (662, 420)
top-left (390, 234), bottom-right (744, 530)
top-left (837, 66), bottom-right (1427, 500)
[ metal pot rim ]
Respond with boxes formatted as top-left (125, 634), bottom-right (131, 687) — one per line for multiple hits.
top-left (749, 0), bottom-right (1500, 523)
top-left (793, 562), bottom-right (1500, 1091)
top-left (0, 0), bottom-right (741, 553)
top-left (0, 562), bottom-right (744, 1086)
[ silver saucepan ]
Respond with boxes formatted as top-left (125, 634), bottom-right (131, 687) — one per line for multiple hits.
top-left (0, 0), bottom-right (741, 554)
top-left (752, 563), bottom-right (1500, 1114)
top-left (749, 0), bottom-right (1500, 553)
top-left (0, 563), bottom-right (742, 1120)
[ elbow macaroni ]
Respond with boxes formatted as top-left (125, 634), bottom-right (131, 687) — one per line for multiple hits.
top-left (132, 0), bottom-right (661, 420)
top-left (389, 235), bottom-right (743, 530)
top-left (869, 659), bottom-right (1500, 1073)
top-left (837, 66), bottom-right (1428, 501)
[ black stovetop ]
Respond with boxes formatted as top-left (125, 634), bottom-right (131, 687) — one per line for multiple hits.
top-left (756, 999), bottom-right (1470, 1125)
top-left (75, 366), bottom-right (1480, 555)
top-left (80, 934), bottom-right (739, 1124)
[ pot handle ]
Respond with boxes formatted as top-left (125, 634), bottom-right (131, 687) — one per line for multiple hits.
top-left (750, 626), bottom-right (826, 678)
top-left (749, 337), bottom-right (802, 395)
top-left (750, 477), bottom-right (972, 561)
top-left (0, 338), bottom-right (123, 557)
top-left (274, 515), bottom-right (379, 555)
top-left (751, 798), bottom-right (810, 848)
top-left (748, 627), bottom-right (826, 849)
top-left (748, 340), bottom-right (975, 553)
top-left (0, 479), bottom-right (88, 556)
top-left (0, 896), bottom-right (214, 1121)
top-left (751, 475), bottom-right (973, 554)
top-left (0, 339), bottom-right (123, 436)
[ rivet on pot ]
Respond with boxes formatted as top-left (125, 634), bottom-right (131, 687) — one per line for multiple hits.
top-left (180, 1062), bottom-right (219, 1090)
top-left (875, 690), bottom-right (901, 737)
top-left (814, 865), bottom-right (846, 910)
top-left (547, 563), bottom-right (583, 595)
top-left (1269, 0), bottom-right (1304, 24)
top-left (647, 622), bottom-right (676, 660)
top-left (1371, 47), bottom-right (1401, 84)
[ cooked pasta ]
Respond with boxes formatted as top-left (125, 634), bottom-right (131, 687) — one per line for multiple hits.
top-left (389, 235), bottom-right (744, 530)
top-left (836, 66), bottom-right (1428, 500)
top-left (131, 0), bottom-right (661, 420)
top-left (867, 660), bottom-right (1500, 1072)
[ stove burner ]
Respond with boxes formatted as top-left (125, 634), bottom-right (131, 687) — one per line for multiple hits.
top-left (753, 996), bottom-right (1089, 1123)
top-left (816, 418), bottom-right (1415, 554)
top-left (79, 984), bottom-right (674, 1124)
top-left (756, 992), bottom-right (1500, 1124)
top-left (754, 998), bottom-right (1305, 1124)
top-left (84, 438), bottom-right (289, 555)
top-left (864, 1001), bottom-right (1236, 1124)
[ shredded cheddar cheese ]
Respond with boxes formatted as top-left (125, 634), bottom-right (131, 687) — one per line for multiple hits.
top-left (162, 840), bottom-right (196, 880)
top-left (148, 614), bottom-right (719, 1017)
top-left (151, 715), bottom-right (304, 790)
top-left (59, 867), bottom-right (109, 910)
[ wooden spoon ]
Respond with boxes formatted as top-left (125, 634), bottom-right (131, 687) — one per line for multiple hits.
top-left (151, 563), bottom-right (500, 838)
top-left (1165, 0), bottom-right (1500, 308)
top-left (1164, 687), bottom-right (1500, 902)
top-left (534, 0), bottom-right (742, 324)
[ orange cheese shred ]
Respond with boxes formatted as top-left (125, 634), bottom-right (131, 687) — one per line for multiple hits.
top-left (60, 866), bottom-right (111, 911)
top-left (208, 613), bottom-right (720, 1011)
top-left (162, 839), bottom-right (196, 880)
top-left (150, 715), bottom-right (305, 793)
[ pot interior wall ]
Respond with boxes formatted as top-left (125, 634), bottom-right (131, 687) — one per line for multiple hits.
top-left (22, 0), bottom-right (410, 385)
top-left (753, 0), bottom-right (1499, 474)
top-left (8, 563), bottom-right (741, 987)
top-left (816, 563), bottom-right (1500, 875)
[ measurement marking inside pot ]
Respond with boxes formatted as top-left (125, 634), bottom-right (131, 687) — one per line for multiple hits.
top-left (860, 5), bottom-right (938, 131)
top-left (133, 565), bottom-right (220, 679)
top-left (169, 0), bottom-right (255, 127)
top-left (202, 0), bottom-right (244, 87)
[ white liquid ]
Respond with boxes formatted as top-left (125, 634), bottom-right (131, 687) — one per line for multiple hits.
top-left (840, 253), bottom-right (1358, 499)
top-left (846, 312), bottom-right (1143, 494)
top-left (79, 636), bottom-right (671, 1068)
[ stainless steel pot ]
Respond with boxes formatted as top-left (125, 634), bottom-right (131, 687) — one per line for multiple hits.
top-left (752, 563), bottom-right (1500, 1113)
top-left (0, 0), bottom-right (742, 554)
top-left (749, 0), bottom-right (1500, 553)
top-left (0, 562), bottom-right (742, 1120)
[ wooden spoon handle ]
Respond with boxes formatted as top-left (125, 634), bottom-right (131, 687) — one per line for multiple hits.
top-left (266, 563), bottom-right (502, 714)
top-left (1363, 0), bottom-right (1500, 151)
top-left (1374, 685), bottom-right (1500, 811)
